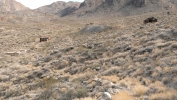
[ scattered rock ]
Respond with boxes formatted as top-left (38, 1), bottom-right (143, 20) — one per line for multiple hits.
top-left (5, 52), bottom-right (20, 56)
top-left (140, 25), bottom-right (145, 29)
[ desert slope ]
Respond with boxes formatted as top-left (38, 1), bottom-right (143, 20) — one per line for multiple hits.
top-left (0, 10), bottom-right (177, 100)
top-left (0, 0), bottom-right (177, 100)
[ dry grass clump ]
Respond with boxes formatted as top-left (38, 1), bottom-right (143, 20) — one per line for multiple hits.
top-left (0, 75), bottom-right (9, 82)
top-left (171, 59), bottom-right (177, 65)
top-left (100, 66), bottom-right (121, 76)
top-left (155, 66), bottom-right (163, 72)
top-left (141, 78), bottom-right (152, 86)
top-left (161, 77), bottom-right (169, 84)
top-left (5, 87), bottom-right (22, 99)
top-left (149, 81), bottom-right (167, 92)
top-left (150, 90), bottom-right (177, 100)
top-left (131, 68), bottom-right (144, 77)
top-left (71, 72), bottom-right (94, 82)
top-left (112, 91), bottom-right (135, 100)
top-left (37, 83), bottom-right (88, 100)
top-left (118, 77), bottom-right (149, 96)
top-left (35, 87), bottom-right (54, 100)
top-left (119, 77), bottom-right (140, 86)
top-left (163, 66), bottom-right (170, 73)
top-left (133, 84), bottom-right (149, 97)
top-left (60, 86), bottom-right (88, 100)
top-left (101, 75), bottom-right (120, 83)
top-left (74, 97), bottom-right (96, 100)
top-left (38, 77), bottom-right (58, 88)
top-left (173, 77), bottom-right (177, 83)
top-left (151, 71), bottom-right (158, 77)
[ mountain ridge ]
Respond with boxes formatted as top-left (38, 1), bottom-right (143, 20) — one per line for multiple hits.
top-left (75, 0), bottom-right (177, 17)
top-left (34, 0), bottom-right (177, 17)
top-left (35, 1), bottom-right (81, 17)
top-left (0, 0), bottom-right (29, 12)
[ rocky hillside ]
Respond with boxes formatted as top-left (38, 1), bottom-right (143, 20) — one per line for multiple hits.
top-left (76, 0), bottom-right (177, 17)
top-left (0, 0), bottom-right (29, 12)
top-left (35, 1), bottom-right (81, 17)
top-left (0, 10), bottom-right (177, 100)
top-left (34, 0), bottom-right (177, 17)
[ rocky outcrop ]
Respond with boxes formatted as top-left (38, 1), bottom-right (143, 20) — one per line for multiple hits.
top-left (80, 0), bottom-right (144, 8)
top-left (79, 0), bottom-right (104, 8)
top-left (76, 0), bottom-right (177, 17)
top-left (0, 0), bottom-right (29, 12)
top-left (60, 6), bottom-right (78, 17)
top-left (132, 0), bottom-right (145, 7)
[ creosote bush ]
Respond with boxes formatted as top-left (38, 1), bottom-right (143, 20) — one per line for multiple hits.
top-left (61, 86), bottom-right (88, 100)
top-left (40, 77), bottom-right (58, 88)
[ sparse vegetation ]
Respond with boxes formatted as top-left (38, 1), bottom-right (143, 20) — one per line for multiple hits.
top-left (112, 91), bottom-right (135, 100)
top-left (133, 84), bottom-right (149, 96)
top-left (60, 86), bottom-right (88, 100)
top-left (5, 88), bottom-right (22, 99)
top-left (0, 4), bottom-right (177, 100)
top-left (150, 90), bottom-right (177, 100)
top-left (40, 77), bottom-right (58, 88)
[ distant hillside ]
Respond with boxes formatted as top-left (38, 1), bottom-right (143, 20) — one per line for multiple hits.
top-left (0, 0), bottom-right (29, 12)
top-left (75, 0), bottom-right (177, 17)
top-left (35, 1), bottom-right (80, 17)
top-left (34, 0), bottom-right (177, 17)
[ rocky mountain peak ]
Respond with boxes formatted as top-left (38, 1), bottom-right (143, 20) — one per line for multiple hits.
top-left (80, 0), bottom-right (146, 8)
top-left (35, 1), bottom-right (80, 17)
top-left (0, 0), bottom-right (29, 12)
top-left (76, 0), bottom-right (177, 17)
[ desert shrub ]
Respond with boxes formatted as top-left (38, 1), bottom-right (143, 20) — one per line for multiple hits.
top-left (5, 88), bottom-right (22, 99)
top-left (150, 90), bottom-right (177, 100)
top-left (43, 57), bottom-right (52, 62)
top-left (36, 88), bottom-right (53, 100)
top-left (74, 97), bottom-right (96, 100)
top-left (58, 76), bottom-right (70, 82)
top-left (71, 72), bottom-right (94, 83)
top-left (61, 86), bottom-right (88, 100)
top-left (101, 75), bottom-right (120, 83)
top-left (149, 81), bottom-right (167, 93)
top-left (101, 66), bottom-right (121, 76)
top-left (39, 77), bottom-right (58, 88)
top-left (133, 84), bottom-right (149, 96)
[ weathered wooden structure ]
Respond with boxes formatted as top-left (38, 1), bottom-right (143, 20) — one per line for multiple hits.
top-left (144, 17), bottom-right (158, 24)
top-left (40, 37), bottom-right (49, 42)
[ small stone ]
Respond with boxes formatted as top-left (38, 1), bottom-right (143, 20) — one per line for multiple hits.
top-left (140, 26), bottom-right (145, 29)
top-left (107, 88), bottom-right (114, 94)
top-left (95, 67), bottom-right (101, 71)
top-left (98, 92), bottom-right (111, 100)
